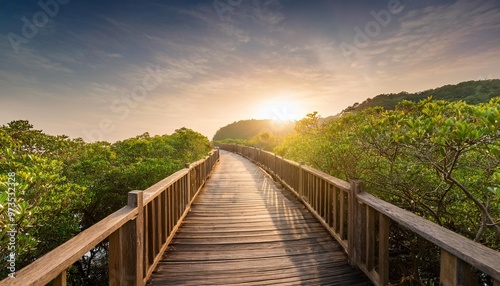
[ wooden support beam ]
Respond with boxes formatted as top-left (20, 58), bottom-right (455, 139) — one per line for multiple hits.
top-left (366, 206), bottom-right (375, 271)
top-left (109, 191), bottom-right (144, 286)
top-left (440, 249), bottom-right (476, 286)
top-left (378, 213), bottom-right (390, 286)
top-left (348, 180), bottom-right (363, 264)
top-left (52, 270), bottom-right (66, 286)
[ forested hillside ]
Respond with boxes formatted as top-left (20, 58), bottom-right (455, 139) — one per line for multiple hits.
top-left (213, 119), bottom-right (294, 150)
top-left (342, 79), bottom-right (500, 113)
top-left (0, 121), bottom-right (212, 283)
top-left (213, 119), bottom-right (294, 141)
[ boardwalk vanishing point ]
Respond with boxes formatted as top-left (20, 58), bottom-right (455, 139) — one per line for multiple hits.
top-left (148, 151), bottom-right (372, 285)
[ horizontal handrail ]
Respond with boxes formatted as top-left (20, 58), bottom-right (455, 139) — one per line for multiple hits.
top-left (219, 144), bottom-right (500, 286)
top-left (142, 168), bottom-right (188, 205)
top-left (0, 149), bottom-right (220, 286)
top-left (357, 192), bottom-right (500, 281)
top-left (0, 206), bottom-right (138, 286)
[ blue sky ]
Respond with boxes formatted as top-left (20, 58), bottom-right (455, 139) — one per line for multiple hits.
top-left (1, 0), bottom-right (499, 142)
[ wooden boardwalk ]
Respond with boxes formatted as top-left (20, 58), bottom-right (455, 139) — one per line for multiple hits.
top-left (148, 151), bottom-right (371, 285)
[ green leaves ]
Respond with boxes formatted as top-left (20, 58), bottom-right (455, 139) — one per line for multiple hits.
top-left (276, 97), bottom-right (500, 250)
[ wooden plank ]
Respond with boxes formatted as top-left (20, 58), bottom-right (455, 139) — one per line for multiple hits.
top-left (167, 236), bottom-right (337, 252)
top-left (163, 243), bottom-right (343, 261)
top-left (179, 218), bottom-right (320, 229)
top-left (174, 226), bottom-right (328, 239)
top-left (148, 151), bottom-right (370, 285)
top-left (152, 263), bottom-right (369, 286)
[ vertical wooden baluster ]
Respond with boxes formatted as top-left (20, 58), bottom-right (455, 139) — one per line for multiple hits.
top-left (332, 186), bottom-right (338, 232)
top-left (378, 213), bottom-right (390, 286)
top-left (366, 206), bottom-right (375, 271)
top-left (440, 249), bottom-right (476, 286)
top-left (340, 190), bottom-right (345, 241)
top-left (349, 180), bottom-right (363, 264)
top-left (52, 270), bottom-right (66, 286)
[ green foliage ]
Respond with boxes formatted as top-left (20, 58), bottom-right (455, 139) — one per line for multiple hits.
top-left (275, 98), bottom-right (500, 284)
top-left (0, 123), bottom-right (88, 277)
top-left (214, 120), bottom-right (295, 151)
top-left (343, 79), bottom-right (500, 113)
top-left (0, 121), bottom-right (212, 283)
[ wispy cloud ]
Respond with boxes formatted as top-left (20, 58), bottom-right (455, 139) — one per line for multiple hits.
top-left (1, 45), bottom-right (73, 74)
top-left (360, 0), bottom-right (500, 68)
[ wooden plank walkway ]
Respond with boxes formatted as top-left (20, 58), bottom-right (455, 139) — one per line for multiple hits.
top-left (148, 150), bottom-right (371, 285)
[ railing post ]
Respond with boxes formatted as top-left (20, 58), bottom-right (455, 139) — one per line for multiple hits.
top-left (348, 180), bottom-right (363, 265)
top-left (109, 190), bottom-right (144, 286)
top-left (53, 270), bottom-right (66, 286)
top-left (440, 249), bottom-right (476, 286)
top-left (298, 164), bottom-right (304, 199)
top-left (378, 213), bottom-right (390, 286)
top-left (185, 163), bottom-right (191, 200)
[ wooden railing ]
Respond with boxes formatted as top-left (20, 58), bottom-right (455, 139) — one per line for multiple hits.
top-left (0, 150), bottom-right (220, 286)
top-left (219, 144), bottom-right (500, 286)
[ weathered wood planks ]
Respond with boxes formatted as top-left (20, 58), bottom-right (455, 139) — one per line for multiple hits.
top-left (148, 151), bottom-right (371, 285)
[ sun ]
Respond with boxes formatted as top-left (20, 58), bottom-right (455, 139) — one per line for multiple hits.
top-left (254, 95), bottom-right (305, 122)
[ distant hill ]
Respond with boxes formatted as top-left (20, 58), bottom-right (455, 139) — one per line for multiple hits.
top-left (214, 80), bottom-right (500, 142)
top-left (213, 119), bottom-right (294, 141)
top-left (342, 79), bottom-right (500, 113)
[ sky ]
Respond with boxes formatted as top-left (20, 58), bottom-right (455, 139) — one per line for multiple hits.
top-left (1, 0), bottom-right (499, 142)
